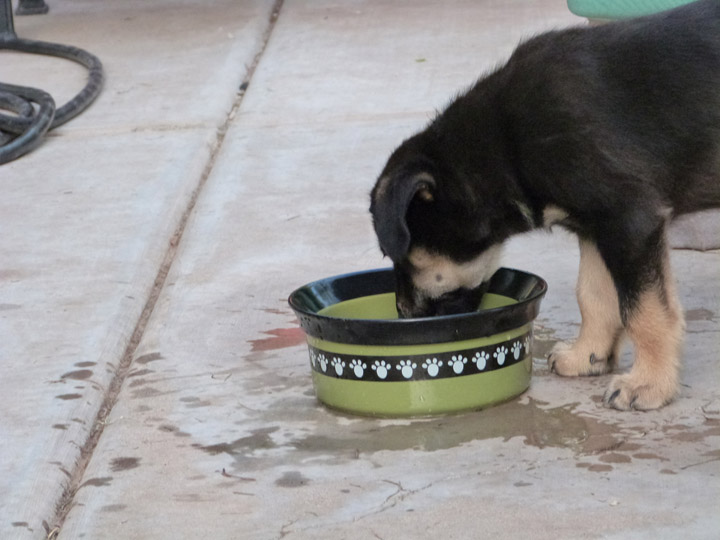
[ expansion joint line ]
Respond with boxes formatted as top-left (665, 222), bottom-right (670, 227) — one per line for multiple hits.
top-left (46, 1), bottom-right (285, 535)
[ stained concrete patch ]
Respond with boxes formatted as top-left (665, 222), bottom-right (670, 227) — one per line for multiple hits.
top-left (55, 393), bottom-right (82, 401)
top-left (664, 419), bottom-right (720, 443)
top-left (633, 453), bottom-right (669, 461)
top-left (576, 462), bottom-right (614, 473)
top-left (81, 477), bottom-right (113, 488)
top-left (685, 308), bottom-right (716, 322)
top-left (135, 352), bottom-right (164, 365)
top-left (275, 471), bottom-right (311, 488)
top-left (127, 369), bottom-right (154, 379)
top-left (599, 453), bottom-right (632, 464)
top-left (100, 504), bottom-right (128, 513)
top-left (157, 421), bottom-right (194, 437)
top-left (60, 370), bottom-right (94, 381)
top-left (109, 457), bottom-right (141, 472)
top-left (248, 326), bottom-right (306, 352)
top-left (131, 387), bottom-right (164, 399)
top-left (179, 396), bottom-right (212, 408)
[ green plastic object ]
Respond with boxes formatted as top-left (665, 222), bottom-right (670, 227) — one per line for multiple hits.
top-left (311, 356), bottom-right (532, 417)
top-left (567, 0), bottom-right (696, 19)
top-left (308, 292), bottom-right (533, 417)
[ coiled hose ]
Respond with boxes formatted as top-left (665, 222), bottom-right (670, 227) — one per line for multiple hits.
top-left (0, 36), bottom-right (104, 164)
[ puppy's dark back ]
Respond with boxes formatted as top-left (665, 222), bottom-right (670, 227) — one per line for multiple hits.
top-left (371, 0), bottom-right (720, 270)
top-left (498, 0), bottom-right (720, 216)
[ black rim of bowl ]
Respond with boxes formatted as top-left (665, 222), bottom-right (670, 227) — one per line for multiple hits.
top-left (288, 267), bottom-right (547, 346)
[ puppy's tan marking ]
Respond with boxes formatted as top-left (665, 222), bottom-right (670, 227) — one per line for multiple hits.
top-left (542, 205), bottom-right (569, 229)
top-left (408, 245), bottom-right (503, 299)
top-left (605, 248), bottom-right (684, 410)
top-left (550, 239), bottom-right (624, 376)
top-left (373, 175), bottom-right (392, 200)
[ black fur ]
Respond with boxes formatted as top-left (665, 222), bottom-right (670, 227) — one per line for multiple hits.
top-left (371, 0), bottom-right (720, 320)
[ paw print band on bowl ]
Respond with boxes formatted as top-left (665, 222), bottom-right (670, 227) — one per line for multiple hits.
top-left (289, 267), bottom-right (547, 417)
top-left (307, 332), bottom-right (531, 382)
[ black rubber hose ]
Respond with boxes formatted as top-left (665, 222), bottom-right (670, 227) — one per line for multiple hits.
top-left (0, 82), bottom-right (54, 162)
top-left (0, 36), bottom-right (104, 163)
top-left (0, 88), bottom-right (34, 144)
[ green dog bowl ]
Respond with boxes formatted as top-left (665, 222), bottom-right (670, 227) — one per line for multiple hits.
top-left (288, 267), bottom-right (547, 417)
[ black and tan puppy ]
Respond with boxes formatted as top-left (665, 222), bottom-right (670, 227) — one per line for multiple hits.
top-left (370, 0), bottom-right (720, 410)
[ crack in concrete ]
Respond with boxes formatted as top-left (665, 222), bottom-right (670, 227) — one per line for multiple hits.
top-left (362, 479), bottom-right (435, 519)
top-left (44, 0), bottom-right (286, 535)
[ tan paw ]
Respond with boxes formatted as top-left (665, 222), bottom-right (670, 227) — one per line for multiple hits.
top-left (548, 342), bottom-right (613, 377)
top-left (603, 373), bottom-right (678, 410)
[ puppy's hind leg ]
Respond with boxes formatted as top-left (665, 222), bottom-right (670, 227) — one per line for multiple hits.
top-left (549, 238), bottom-right (624, 376)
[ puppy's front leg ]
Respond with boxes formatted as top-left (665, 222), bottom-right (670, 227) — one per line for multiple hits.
top-left (604, 237), bottom-right (685, 410)
top-left (549, 239), bottom-right (624, 376)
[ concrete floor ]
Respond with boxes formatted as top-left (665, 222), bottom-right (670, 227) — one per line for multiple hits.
top-left (1, 1), bottom-right (718, 539)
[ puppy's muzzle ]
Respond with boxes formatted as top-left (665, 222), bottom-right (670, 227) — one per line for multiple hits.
top-left (395, 282), bottom-right (489, 318)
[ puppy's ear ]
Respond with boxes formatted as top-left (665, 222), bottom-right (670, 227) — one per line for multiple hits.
top-left (370, 172), bottom-right (435, 261)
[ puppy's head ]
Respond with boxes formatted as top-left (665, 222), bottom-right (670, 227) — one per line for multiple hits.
top-left (370, 132), bottom-right (510, 318)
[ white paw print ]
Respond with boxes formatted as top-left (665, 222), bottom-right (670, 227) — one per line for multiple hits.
top-left (524, 336), bottom-right (531, 353)
top-left (396, 360), bottom-right (417, 379)
top-left (317, 354), bottom-right (328, 373)
top-left (473, 351), bottom-right (489, 371)
top-left (309, 351), bottom-right (317, 369)
top-left (448, 354), bottom-right (468, 375)
top-left (511, 341), bottom-right (522, 360)
top-left (422, 358), bottom-right (443, 377)
top-left (331, 357), bottom-right (345, 376)
top-left (494, 346), bottom-right (508, 366)
top-left (372, 360), bottom-right (389, 380)
top-left (349, 359), bottom-right (367, 378)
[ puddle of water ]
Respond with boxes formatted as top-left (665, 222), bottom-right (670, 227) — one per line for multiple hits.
top-left (289, 398), bottom-right (619, 456)
top-left (193, 427), bottom-right (280, 456)
top-left (528, 324), bottom-right (559, 366)
top-left (192, 399), bottom-right (623, 471)
top-left (532, 339), bottom-right (558, 361)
